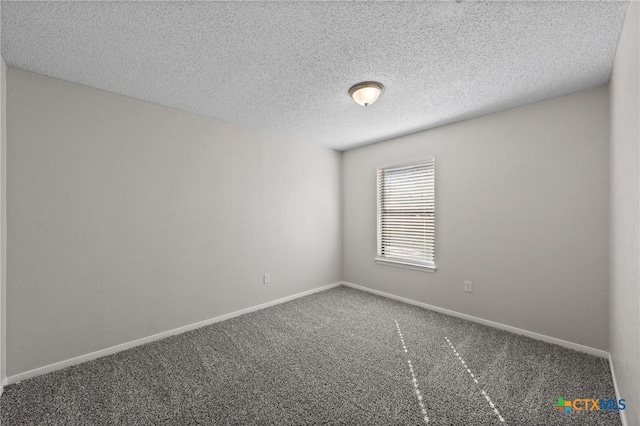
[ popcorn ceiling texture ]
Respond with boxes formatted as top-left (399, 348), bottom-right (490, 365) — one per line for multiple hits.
top-left (0, 1), bottom-right (629, 150)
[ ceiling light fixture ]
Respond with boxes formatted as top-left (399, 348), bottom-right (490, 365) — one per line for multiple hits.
top-left (348, 81), bottom-right (384, 107)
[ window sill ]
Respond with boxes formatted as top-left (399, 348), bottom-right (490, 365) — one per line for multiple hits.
top-left (375, 257), bottom-right (437, 273)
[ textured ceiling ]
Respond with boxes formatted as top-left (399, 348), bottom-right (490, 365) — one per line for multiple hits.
top-left (0, 1), bottom-right (629, 151)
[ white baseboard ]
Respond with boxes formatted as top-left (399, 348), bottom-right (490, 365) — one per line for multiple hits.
top-left (608, 354), bottom-right (628, 426)
top-left (5, 281), bottom-right (609, 386)
top-left (6, 282), bottom-right (342, 385)
top-left (341, 281), bottom-right (609, 358)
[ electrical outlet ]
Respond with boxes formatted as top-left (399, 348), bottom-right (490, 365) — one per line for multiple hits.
top-left (464, 280), bottom-right (473, 293)
top-left (263, 273), bottom-right (270, 284)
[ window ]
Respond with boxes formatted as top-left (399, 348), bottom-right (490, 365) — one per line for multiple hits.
top-left (376, 159), bottom-right (436, 271)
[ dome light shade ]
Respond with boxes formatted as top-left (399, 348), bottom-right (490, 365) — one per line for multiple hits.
top-left (349, 81), bottom-right (384, 107)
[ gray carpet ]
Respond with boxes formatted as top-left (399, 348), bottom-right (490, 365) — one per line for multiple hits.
top-left (0, 286), bottom-right (622, 425)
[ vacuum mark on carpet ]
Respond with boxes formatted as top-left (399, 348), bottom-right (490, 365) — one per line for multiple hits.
top-left (445, 336), bottom-right (506, 424)
top-left (394, 320), bottom-right (429, 424)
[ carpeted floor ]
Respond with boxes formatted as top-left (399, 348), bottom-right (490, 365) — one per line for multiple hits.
top-left (0, 286), bottom-right (622, 425)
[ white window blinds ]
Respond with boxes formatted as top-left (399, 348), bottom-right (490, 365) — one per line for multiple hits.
top-left (376, 159), bottom-right (436, 271)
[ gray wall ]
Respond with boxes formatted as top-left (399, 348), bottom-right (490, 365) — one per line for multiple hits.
top-left (609, 2), bottom-right (639, 424)
top-left (343, 86), bottom-right (610, 351)
top-left (0, 56), bottom-right (5, 391)
top-left (6, 68), bottom-right (342, 376)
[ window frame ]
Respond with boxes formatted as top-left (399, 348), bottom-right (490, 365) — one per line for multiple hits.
top-left (375, 158), bottom-right (437, 272)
